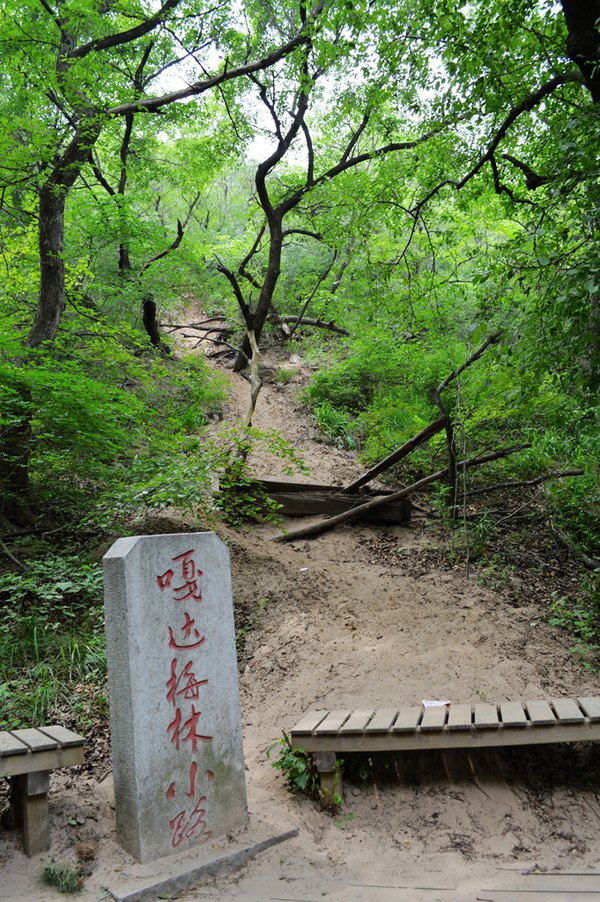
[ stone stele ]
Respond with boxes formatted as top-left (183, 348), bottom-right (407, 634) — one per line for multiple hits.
top-left (103, 533), bottom-right (247, 863)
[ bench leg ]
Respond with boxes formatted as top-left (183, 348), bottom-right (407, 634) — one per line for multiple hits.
top-left (315, 751), bottom-right (341, 808)
top-left (11, 771), bottom-right (51, 857)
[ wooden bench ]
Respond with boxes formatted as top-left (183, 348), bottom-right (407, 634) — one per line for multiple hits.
top-left (1, 725), bottom-right (85, 856)
top-left (290, 697), bottom-right (600, 802)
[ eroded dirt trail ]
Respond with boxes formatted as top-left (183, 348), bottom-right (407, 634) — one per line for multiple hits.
top-left (3, 320), bottom-right (600, 901)
top-left (181, 331), bottom-right (600, 899)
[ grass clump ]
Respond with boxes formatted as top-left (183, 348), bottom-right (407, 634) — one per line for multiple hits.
top-left (39, 861), bottom-right (83, 894)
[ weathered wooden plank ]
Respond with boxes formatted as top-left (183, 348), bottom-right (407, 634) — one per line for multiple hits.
top-left (447, 704), bottom-right (473, 730)
top-left (474, 704), bottom-right (500, 728)
top-left (420, 707), bottom-right (448, 731)
top-left (339, 711), bottom-right (373, 734)
top-left (38, 725), bottom-right (85, 748)
top-left (314, 710), bottom-right (351, 734)
top-left (391, 707), bottom-right (423, 732)
top-left (526, 700), bottom-right (556, 726)
top-left (578, 697), bottom-right (600, 722)
top-left (365, 708), bottom-right (398, 733)
top-left (11, 729), bottom-right (57, 752)
top-left (0, 746), bottom-right (84, 779)
top-left (550, 698), bottom-right (586, 724)
top-left (255, 480), bottom-right (411, 525)
top-left (0, 732), bottom-right (29, 757)
top-left (292, 720), bottom-right (600, 754)
top-left (500, 702), bottom-right (528, 727)
top-left (290, 711), bottom-right (329, 735)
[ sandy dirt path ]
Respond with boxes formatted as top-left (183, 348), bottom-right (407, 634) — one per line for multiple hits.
top-left (2, 321), bottom-right (600, 901)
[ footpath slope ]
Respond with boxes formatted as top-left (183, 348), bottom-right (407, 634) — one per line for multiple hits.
top-left (2, 329), bottom-right (600, 901)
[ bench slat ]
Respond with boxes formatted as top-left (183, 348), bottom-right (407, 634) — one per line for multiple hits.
top-left (38, 726), bottom-right (85, 748)
top-left (314, 710), bottom-right (351, 735)
top-left (339, 710), bottom-right (374, 734)
top-left (474, 704), bottom-right (500, 728)
top-left (500, 702), bottom-right (528, 727)
top-left (290, 710), bottom-right (329, 735)
top-left (447, 704), bottom-right (473, 730)
top-left (578, 697), bottom-right (600, 722)
top-left (526, 700), bottom-right (556, 726)
top-left (11, 729), bottom-right (57, 752)
top-left (365, 708), bottom-right (398, 733)
top-left (0, 733), bottom-right (30, 757)
top-left (392, 707), bottom-right (423, 732)
top-left (420, 707), bottom-right (448, 731)
top-left (550, 698), bottom-right (586, 724)
top-left (290, 697), bottom-right (600, 756)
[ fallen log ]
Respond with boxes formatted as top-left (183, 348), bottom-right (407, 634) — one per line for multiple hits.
top-left (276, 316), bottom-right (351, 336)
top-left (255, 479), bottom-right (411, 525)
top-left (342, 415), bottom-right (447, 493)
top-left (272, 442), bottom-right (531, 543)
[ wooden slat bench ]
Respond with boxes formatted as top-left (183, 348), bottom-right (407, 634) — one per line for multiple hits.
top-left (0, 725), bottom-right (85, 856)
top-left (290, 698), bottom-right (600, 802)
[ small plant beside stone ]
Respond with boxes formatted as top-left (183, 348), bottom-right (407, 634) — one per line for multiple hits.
top-left (39, 861), bottom-right (83, 894)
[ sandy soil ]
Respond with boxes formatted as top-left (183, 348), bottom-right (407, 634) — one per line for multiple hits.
top-left (3, 319), bottom-right (600, 901)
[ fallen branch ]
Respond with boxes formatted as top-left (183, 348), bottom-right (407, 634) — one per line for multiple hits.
top-left (191, 336), bottom-right (248, 360)
top-left (273, 442), bottom-right (531, 543)
top-left (342, 415), bottom-right (448, 493)
top-left (548, 518), bottom-right (600, 572)
top-left (182, 327), bottom-right (231, 337)
top-left (206, 347), bottom-right (235, 359)
top-left (161, 317), bottom-right (227, 332)
top-left (467, 469), bottom-right (584, 496)
top-left (0, 537), bottom-right (25, 570)
top-left (277, 315), bottom-right (350, 336)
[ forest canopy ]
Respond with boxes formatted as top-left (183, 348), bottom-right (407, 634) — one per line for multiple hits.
top-left (0, 1), bottom-right (598, 623)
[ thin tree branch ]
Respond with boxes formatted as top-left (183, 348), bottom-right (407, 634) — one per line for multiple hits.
top-left (287, 248), bottom-right (337, 338)
top-left (282, 227), bottom-right (323, 240)
top-left (412, 72), bottom-right (581, 215)
top-left (68, 0), bottom-right (181, 59)
top-left (467, 469), bottom-right (584, 495)
top-left (108, 3), bottom-right (325, 116)
top-left (277, 315), bottom-right (350, 335)
top-left (216, 259), bottom-right (252, 327)
top-left (139, 192), bottom-right (201, 276)
top-left (238, 224), bottom-right (266, 290)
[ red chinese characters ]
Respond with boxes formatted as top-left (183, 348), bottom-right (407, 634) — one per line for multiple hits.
top-left (157, 548), bottom-right (213, 848)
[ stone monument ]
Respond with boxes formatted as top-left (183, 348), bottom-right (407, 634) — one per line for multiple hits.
top-left (103, 533), bottom-right (247, 862)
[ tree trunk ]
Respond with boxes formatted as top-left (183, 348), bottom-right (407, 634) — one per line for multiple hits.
top-left (119, 243), bottom-right (132, 271)
top-left (561, 0), bottom-right (600, 102)
top-left (142, 297), bottom-right (170, 354)
top-left (233, 222), bottom-right (283, 371)
top-left (0, 185), bottom-right (70, 522)
top-left (26, 186), bottom-right (67, 349)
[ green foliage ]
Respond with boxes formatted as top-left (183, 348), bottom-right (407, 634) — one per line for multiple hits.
top-left (0, 552), bottom-right (107, 729)
top-left (215, 457), bottom-right (282, 527)
top-left (266, 732), bottom-right (321, 797)
top-left (548, 592), bottom-right (598, 645)
top-left (548, 582), bottom-right (600, 672)
top-left (312, 401), bottom-right (356, 448)
top-left (213, 425), bottom-right (307, 526)
top-left (39, 862), bottom-right (83, 895)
